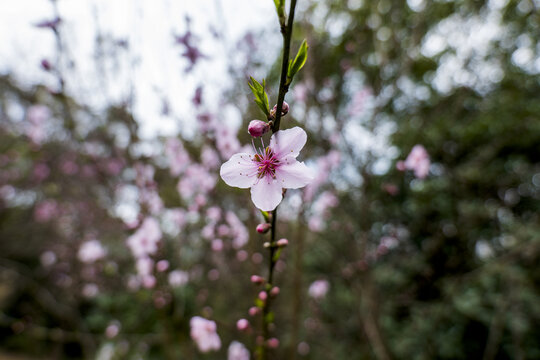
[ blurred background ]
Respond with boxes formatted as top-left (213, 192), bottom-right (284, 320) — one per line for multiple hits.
top-left (1, 0), bottom-right (539, 359)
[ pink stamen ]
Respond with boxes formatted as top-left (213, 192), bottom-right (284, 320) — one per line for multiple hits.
top-left (253, 146), bottom-right (280, 179)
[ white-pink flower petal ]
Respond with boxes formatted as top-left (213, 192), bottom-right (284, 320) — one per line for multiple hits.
top-left (270, 127), bottom-right (307, 158)
top-left (250, 178), bottom-right (283, 211)
top-left (275, 156), bottom-right (313, 189)
top-left (220, 153), bottom-right (257, 189)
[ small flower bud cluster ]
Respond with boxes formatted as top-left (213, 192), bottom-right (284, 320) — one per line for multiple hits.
top-left (270, 101), bottom-right (289, 119)
top-left (247, 102), bottom-right (289, 138)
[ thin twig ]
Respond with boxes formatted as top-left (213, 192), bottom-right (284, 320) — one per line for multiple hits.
top-left (272, 0), bottom-right (298, 133)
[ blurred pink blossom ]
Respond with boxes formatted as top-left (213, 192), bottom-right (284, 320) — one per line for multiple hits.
top-left (126, 217), bottom-right (162, 258)
top-left (215, 126), bottom-right (241, 159)
top-left (40, 251), bottom-right (57, 267)
top-left (26, 105), bottom-right (50, 145)
top-left (177, 164), bottom-right (216, 200)
top-left (142, 275), bottom-right (156, 289)
top-left (304, 150), bottom-right (341, 203)
top-left (156, 260), bottom-right (170, 272)
top-left (134, 163), bottom-right (155, 188)
top-left (226, 211), bottom-right (249, 249)
top-left (382, 183), bottom-right (399, 196)
top-left (308, 217), bottom-right (323, 232)
top-left (32, 163), bottom-right (50, 182)
top-left (140, 188), bottom-right (164, 215)
top-left (228, 341), bottom-right (250, 360)
top-left (211, 238), bottom-right (223, 252)
top-left (190, 317), bottom-right (221, 353)
top-left (60, 159), bottom-right (78, 175)
top-left (308, 279), bottom-right (329, 300)
top-left (206, 206), bottom-right (221, 222)
top-left (236, 319), bottom-right (249, 331)
top-left (168, 270), bottom-right (189, 287)
top-left (404, 145), bottom-right (430, 179)
top-left (34, 199), bottom-right (59, 222)
top-left (294, 83), bottom-right (308, 103)
top-left (201, 224), bottom-right (215, 239)
top-left (105, 322), bottom-right (120, 339)
top-left (267, 338), bottom-right (280, 349)
top-left (165, 138), bottom-right (190, 176)
top-left (104, 158), bottom-right (124, 176)
top-left (236, 250), bottom-right (248, 262)
top-left (217, 224), bottom-right (230, 237)
top-left (136, 257), bottom-right (154, 276)
top-left (348, 88), bottom-right (372, 115)
top-left (201, 146), bottom-right (220, 170)
top-left (169, 208), bottom-right (187, 230)
top-left (82, 283), bottom-right (99, 298)
top-left (78, 240), bottom-right (106, 263)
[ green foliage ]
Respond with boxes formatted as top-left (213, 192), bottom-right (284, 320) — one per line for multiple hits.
top-left (248, 76), bottom-right (270, 117)
top-left (287, 39), bottom-right (308, 83)
top-left (273, 0), bottom-right (286, 25)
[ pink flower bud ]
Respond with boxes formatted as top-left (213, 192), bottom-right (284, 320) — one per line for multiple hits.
top-left (236, 318), bottom-right (250, 331)
top-left (267, 338), bottom-right (280, 348)
top-left (256, 223), bottom-right (271, 233)
top-left (271, 102), bottom-right (289, 118)
top-left (41, 59), bottom-right (52, 71)
top-left (270, 287), bottom-right (280, 297)
top-left (248, 120), bottom-right (270, 137)
top-left (396, 160), bottom-right (406, 171)
top-left (276, 238), bottom-right (288, 247)
top-left (249, 306), bottom-right (260, 316)
top-left (250, 275), bottom-right (265, 284)
top-left (258, 291), bottom-right (268, 301)
top-left (156, 260), bottom-right (169, 272)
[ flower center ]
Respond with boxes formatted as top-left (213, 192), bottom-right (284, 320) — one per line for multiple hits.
top-left (253, 147), bottom-right (279, 179)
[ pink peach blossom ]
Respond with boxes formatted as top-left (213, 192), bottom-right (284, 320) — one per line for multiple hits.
top-left (168, 270), bottom-right (189, 287)
top-left (126, 217), bottom-right (162, 258)
top-left (228, 341), bottom-right (250, 360)
top-left (220, 127), bottom-right (313, 211)
top-left (78, 240), bottom-right (106, 263)
top-left (404, 145), bottom-right (430, 179)
top-left (190, 317), bottom-right (221, 353)
top-left (308, 279), bottom-right (329, 299)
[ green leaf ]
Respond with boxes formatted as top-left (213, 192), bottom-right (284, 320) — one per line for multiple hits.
top-left (273, 0), bottom-right (285, 24)
top-left (254, 298), bottom-right (264, 308)
top-left (272, 248), bottom-right (283, 262)
top-left (248, 77), bottom-right (270, 116)
top-left (265, 311), bottom-right (275, 324)
top-left (260, 210), bottom-right (270, 222)
top-left (287, 39), bottom-right (309, 80)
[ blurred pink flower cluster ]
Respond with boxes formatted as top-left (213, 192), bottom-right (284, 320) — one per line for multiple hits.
top-left (227, 341), bottom-right (250, 360)
top-left (126, 217), bottom-right (162, 288)
top-left (190, 316), bottom-right (221, 353)
top-left (308, 191), bottom-right (339, 232)
top-left (78, 239), bottom-right (106, 263)
top-left (308, 279), bottom-right (330, 300)
top-left (26, 105), bottom-right (50, 145)
top-left (165, 137), bottom-right (218, 211)
top-left (397, 144), bottom-right (430, 179)
top-left (201, 207), bottom-right (249, 250)
top-left (135, 163), bottom-right (164, 215)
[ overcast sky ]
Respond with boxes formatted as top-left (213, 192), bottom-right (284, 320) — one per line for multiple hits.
top-left (0, 0), bottom-right (276, 138)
